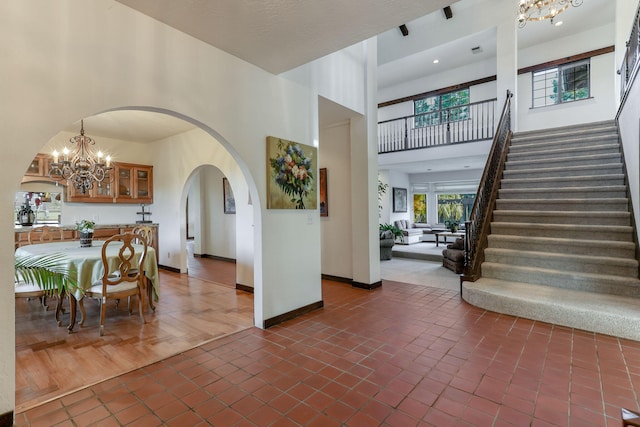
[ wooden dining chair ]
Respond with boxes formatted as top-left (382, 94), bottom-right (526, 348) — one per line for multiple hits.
top-left (131, 225), bottom-right (156, 311)
top-left (28, 226), bottom-right (63, 245)
top-left (23, 226), bottom-right (65, 312)
top-left (131, 225), bottom-right (153, 247)
top-left (80, 233), bottom-right (147, 336)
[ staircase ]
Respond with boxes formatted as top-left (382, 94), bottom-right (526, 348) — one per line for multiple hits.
top-left (462, 120), bottom-right (640, 341)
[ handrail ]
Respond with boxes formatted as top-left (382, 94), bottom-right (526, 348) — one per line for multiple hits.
top-left (462, 90), bottom-right (513, 283)
top-left (619, 3), bottom-right (640, 100)
top-left (378, 98), bottom-right (497, 154)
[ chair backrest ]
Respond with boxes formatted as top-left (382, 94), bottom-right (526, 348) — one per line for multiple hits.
top-left (100, 233), bottom-right (148, 290)
top-left (131, 225), bottom-right (154, 246)
top-left (28, 226), bottom-right (63, 244)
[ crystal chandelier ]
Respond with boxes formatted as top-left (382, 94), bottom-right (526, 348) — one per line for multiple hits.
top-left (517, 0), bottom-right (583, 28)
top-left (49, 120), bottom-right (112, 194)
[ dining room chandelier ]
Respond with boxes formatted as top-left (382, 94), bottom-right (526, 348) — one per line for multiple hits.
top-left (49, 120), bottom-right (112, 194)
top-left (517, 0), bottom-right (583, 28)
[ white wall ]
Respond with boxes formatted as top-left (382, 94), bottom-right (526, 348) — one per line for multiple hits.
top-left (378, 59), bottom-right (497, 106)
top-left (515, 23), bottom-right (618, 131)
top-left (319, 121), bottom-right (353, 279)
top-left (201, 167), bottom-right (237, 260)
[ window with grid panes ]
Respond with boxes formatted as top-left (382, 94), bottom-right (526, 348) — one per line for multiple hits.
top-left (414, 88), bottom-right (470, 127)
top-left (532, 59), bottom-right (590, 108)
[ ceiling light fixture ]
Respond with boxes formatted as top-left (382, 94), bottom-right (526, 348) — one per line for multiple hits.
top-left (433, 59), bottom-right (440, 64)
top-left (49, 120), bottom-right (112, 194)
top-left (517, 0), bottom-right (582, 28)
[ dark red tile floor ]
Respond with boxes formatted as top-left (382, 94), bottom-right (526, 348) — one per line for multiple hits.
top-left (15, 278), bottom-right (640, 426)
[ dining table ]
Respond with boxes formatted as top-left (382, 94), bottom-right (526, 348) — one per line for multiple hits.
top-left (15, 240), bottom-right (159, 332)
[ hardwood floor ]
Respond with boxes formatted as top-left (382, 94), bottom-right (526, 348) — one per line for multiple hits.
top-left (15, 255), bottom-right (253, 413)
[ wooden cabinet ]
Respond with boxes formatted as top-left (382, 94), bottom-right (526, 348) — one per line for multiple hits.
top-left (22, 154), bottom-right (153, 204)
top-left (66, 173), bottom-right (115, 203)
top-left (22, 154), bottom-right (53, 184)
top-left (114, 163), bottom-right (153, 204)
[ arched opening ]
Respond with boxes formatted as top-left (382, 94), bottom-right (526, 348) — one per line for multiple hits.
top-left (14, 108), bottom-right (259, 411)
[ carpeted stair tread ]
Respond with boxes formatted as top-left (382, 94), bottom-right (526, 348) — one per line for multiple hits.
top-left (484, 248), bottom-right (638, 277)
top-left (500, 174), bottom-right (625, 188)
top-left (498, 185), bottom-right (626, 199)
top-left (505, 153), bottom-right (621, 170)
top-left (507, 143), bottom-right (619, 161)
top-left (479, 262), bottom-right (640, 296)
top-left (511, 121), bottom-right (616, 141)
top-left (495, 198), bottom-right (629, 212)
top-left (490, 221), bottom-right (632, 233)
top-left (486, 234), bottom-right (635, 257)
top-left (462, 278), bottom-right (640, 341)
top-left (502, 163), bottom-right (623, 179)
top-left (492, 210), bottom-right (629, 226)
top-left (510, 134), bottom-right (619, 150)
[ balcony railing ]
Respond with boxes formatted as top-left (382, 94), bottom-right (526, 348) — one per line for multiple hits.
top-left (378, 98), bottom-right (497, 154)
top-left (619, 3), bottom-right (640, 100)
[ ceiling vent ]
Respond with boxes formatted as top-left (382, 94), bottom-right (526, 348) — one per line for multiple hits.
top-left (471, 46), bottom-right (482, 54)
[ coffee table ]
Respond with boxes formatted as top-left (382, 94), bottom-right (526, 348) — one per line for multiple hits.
top-left (434, 231), bottom-right (465, 247)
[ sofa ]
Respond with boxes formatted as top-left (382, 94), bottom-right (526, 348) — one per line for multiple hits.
top-left (393, 220), bottom-right (446, 244)
top-left (379, 230), bottom-right (395, 260)
top-left (442, 237), bottom-right (465, 274)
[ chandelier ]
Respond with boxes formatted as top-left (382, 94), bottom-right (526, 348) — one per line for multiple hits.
top-left (517, 0), bottom-right (583, 28)
top-left (49, 120), bottom-right (112, 194)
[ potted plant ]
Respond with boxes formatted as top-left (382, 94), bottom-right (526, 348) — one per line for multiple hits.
top-left (441, 203), bottom-right (463, 232)
top-left (76, 219), bottom-right (96, 247)
top-left (379, 223), bottom-right (403, 241)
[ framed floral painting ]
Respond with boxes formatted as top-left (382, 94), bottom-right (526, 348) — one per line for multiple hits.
top-left (267, 136), bottom-right (317, 209)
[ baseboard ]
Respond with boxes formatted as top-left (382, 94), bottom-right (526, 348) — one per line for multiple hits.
top-left (158, 264), bottom-right (180, 273)
top-left (352, 280), bottom-right (382, 290)
top-left (321, 274), bottom-right (353, 284)
top-left (194, 254), bottom-right (236, 263)
top-left (0, 411), bottom-right (12, 427)
top-left (321, 274), bottom-right (382, 290)
top-left (236, 283), bottom-right (254, 293)
top-left (263, 300), bottom-right (324, 329)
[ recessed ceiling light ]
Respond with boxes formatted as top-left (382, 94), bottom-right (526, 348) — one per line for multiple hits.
top-left (433, 59), bottom-right (439, 64)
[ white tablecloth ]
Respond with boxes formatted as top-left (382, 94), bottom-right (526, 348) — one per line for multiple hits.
top-left (15, 240), bottom-right (159, 301)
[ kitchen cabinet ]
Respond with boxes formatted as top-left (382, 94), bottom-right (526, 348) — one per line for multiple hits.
top-left (22, 154), bottom-right (53, 184)
top-left (115, 163), bottom-right (153, 204)
top-left (66, 175), bottom-right (115, 203)
top-left (21, 153), bottom-right (153, 204)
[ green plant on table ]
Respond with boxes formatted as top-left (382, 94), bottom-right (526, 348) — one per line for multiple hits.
top-left (75, 219), bottom-right (95, 233)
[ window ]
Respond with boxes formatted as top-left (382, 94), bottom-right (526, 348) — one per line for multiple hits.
top-left (532, 59), bottom-right (590, 108)
top-left (413, 194), bottom-right (427, 223)
top-left (414, 88), bottom-right (470, 127)
top-left (437, 193), bottom-right (475, 224)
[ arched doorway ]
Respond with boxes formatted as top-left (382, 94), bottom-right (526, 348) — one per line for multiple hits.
top-left (14, 109), bottom-right (258, 411)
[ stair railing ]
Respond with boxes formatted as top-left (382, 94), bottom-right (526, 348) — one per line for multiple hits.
top-left (462, 90), bottom-right (513, 283)
top-left (618, 3), bottom-right (640, 101)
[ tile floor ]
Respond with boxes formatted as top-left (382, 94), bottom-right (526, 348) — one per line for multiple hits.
top-left (15, 259), bottom-right (640, 426)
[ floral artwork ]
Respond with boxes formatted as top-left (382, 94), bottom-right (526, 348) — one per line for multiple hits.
top-left (267, 136), bottom-right (317, 210)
